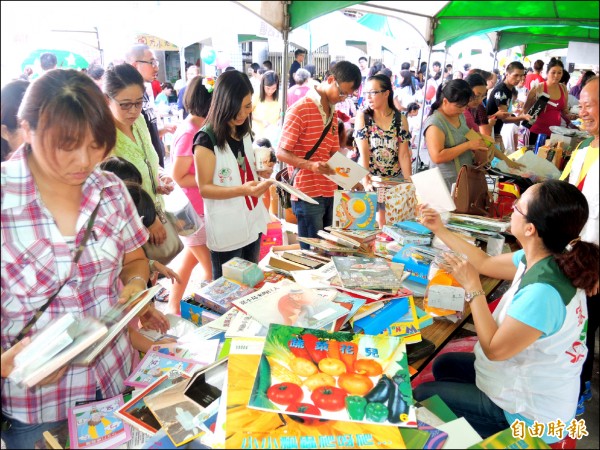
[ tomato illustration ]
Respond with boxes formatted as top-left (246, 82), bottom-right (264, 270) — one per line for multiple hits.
top-left (310, 385), bottom-right (348, 412)
top-left (285, 402), bottom-right (325, 426)
top-left (267, 382), bottom-right (303, 406)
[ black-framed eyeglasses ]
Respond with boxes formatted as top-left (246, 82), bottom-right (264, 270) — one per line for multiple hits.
top-left (512, 199), bottom-right (529, 220)
top-left (137, 59), bottom-right (159, 68)
top-left (364, 89), bottom-right (387, 97)
top-left (109, 96), bottom-right (144, 111)
top-left (335, 79), bottom-right (354, 99)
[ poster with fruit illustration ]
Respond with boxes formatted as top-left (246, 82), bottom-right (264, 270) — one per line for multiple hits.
top-left (247, 324), bottom-right (417, 428)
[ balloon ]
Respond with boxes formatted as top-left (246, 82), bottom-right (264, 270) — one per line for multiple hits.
top-left (215, 53), bottom-right (231, 70)
top-left (200, 47), bottom-right (216, 65)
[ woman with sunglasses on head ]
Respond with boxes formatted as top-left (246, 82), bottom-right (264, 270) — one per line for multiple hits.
top-left (354, 74), bottom-right (412, 227)
top-left (414, 179), bottom-right (599, 444)
top-left (104, 63), bottom-right (175, 249)
top-left (424, 79), bottom-right (489, 190)
top-left (1, 69), bottom-right (161, 449)
top-left (193, 70), bottom-right (272, 280)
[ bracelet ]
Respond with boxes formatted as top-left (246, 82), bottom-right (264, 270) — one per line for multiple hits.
top-left (465, 289), bottom-right (486, 303)
top-left (126, 275), bottom-right (147, 286)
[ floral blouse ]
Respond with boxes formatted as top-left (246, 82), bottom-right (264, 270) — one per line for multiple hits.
top-left (353, 112), bottom-right (411, 177)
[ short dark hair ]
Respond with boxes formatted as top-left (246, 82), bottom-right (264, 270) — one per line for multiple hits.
top-left (432, 61), bottom-right (441, 68)
top-left (1, 79), bottom-right (29, 161)
top-left (406, 102), bottom-right (420, 114)
top-left (304, 64), bottom-right (316, 77)
top-left (378, 68), bottom-right (393, 79)
top-left (330, 61), bottom-right (362, 90)
top-left (224, 66), bottom-right (236, 72)
top-left (506, 61), bottom-right (525, 74)
top-left (100, 156), bottom-right (143, 185)
top-left (19, 69), bottom-right (115, 158)
top-left (87, 64), bottom-right (105, 82)
top-left (465, 73), bottom-right (487, 89)
top-left (401, 62), bottom-right (410, 70)
top-left (205, 70), bottom-right (253, 148)
top-left (294, 49), bottom-right (306, 58)
top-left (40, 52), bottom-right (58, 70)
top-left (359, 56), bottom-right (367, 63)
top-left (262, 60), bottom-right (273, 70)
top-left (103, 63), bottom-right (145, 99)
top-left (255, 138), bottom-right (276, 162)
top-left (160, 82), bottom-right (174, 91)
top-left (184, 76), bottom-right (212, 118)
top-left (250, 63), bottom-right (260, 73)
top-left (125, 181), bottom-right (156, 228)
top-left (533, 59), bottom-right (544, 72)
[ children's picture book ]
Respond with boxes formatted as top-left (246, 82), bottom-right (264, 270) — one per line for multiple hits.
top-left (225, 337), bottom-right (408, 449)
top-left (232, 280), bottom-right (346, 330)
top-left (332, 256), bottom-right (403, 291)
top-left (68, 394), bottom-right (131, 449)
top-left (125, 351), bottom-right (199, 389)
top-left (247, 324), bottom-right (417, 428)
top-left (333, 190), bottom-right (378, 230)
top-left (73, 285), bottom-right (163, 366)
top-left (325, 151), bottom-right (369, 190)
top-left (384, 182), bottom-right (418, 225)
top-left (117, 373), bottom-right (191, 435)
top-left (411, 167), bottom-right (456, 213)
top-left (224, 310), bottom-right (268, 338)
top-left (325, 226), bottom-right (380, 244)
top-left (289, 261), bottom-right (338, 289)
top-left (195, 277), bottom-right (256, 315)
top-left (317, 229), bottom-right (360, 248)
top-left (143, 376), bottom-right (206, 447)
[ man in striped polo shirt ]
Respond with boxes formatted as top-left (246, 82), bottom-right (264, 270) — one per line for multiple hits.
top-left (277, 61), bottom-right (362, 249)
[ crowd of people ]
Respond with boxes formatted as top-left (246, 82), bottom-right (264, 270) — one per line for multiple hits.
top-left (1, 45), bottom-right (599, 449)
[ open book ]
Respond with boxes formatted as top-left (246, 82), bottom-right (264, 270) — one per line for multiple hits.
top-left (9, 285), bottom-right (161, 387)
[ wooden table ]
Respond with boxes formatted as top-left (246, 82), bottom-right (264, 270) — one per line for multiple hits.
top-left (409, 274), bottom-right (505, 373)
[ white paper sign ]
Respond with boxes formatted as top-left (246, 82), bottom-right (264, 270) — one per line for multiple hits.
top-left (427, 285), bottom-right (465, 311)
top-left (411, 167), bottom-right (456, 212)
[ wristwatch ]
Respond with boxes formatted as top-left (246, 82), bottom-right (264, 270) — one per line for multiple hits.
top-left (465, 290), bottom-right (486, 303)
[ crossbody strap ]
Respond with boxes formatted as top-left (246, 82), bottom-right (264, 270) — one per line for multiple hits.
top-left (11, 190), bottom-right (105, 346)
top-left (289, 117), bottom-right (334, 184)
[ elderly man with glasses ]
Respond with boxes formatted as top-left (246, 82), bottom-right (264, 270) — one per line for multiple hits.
top-left (125, 44), bottom-right (176, 168)
top-left (277, 61), bottom-right (361, 249)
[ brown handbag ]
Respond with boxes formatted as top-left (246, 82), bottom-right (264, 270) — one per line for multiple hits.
top-left (453, 161), bottom-right (492, 217)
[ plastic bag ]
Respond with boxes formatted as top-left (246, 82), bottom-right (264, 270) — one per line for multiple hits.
top-left (163, 183), bottom-right (203, 236)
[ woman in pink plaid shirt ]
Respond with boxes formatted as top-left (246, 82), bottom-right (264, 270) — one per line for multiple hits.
top-left (0, 69), bottom-right (166, 449)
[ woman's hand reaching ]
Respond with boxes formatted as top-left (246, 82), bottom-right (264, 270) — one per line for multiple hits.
top-left (148, 217), bottom-right (167, 245)
top-left (417, 204), bottom-right (445, 234)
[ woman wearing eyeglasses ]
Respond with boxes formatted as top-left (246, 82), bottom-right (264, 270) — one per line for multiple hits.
top-left (423, 79), bottom-right (489, 190)
top-left (104, 63), bottom-right (174, 248)
top-left (415, 179), bottom-right (599, 443)
top-left (354, 74), bottom-right (413, 227)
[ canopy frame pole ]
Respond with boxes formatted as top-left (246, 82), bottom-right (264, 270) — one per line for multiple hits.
top-left (414, 42), bottom-right (434, 173)
top-left (281, 1), bottom-right (291, 118)
top-left (179, 46), bottom-right (187, 92)
top-left (442, 44), bottom-right (448, 79)
top-left (493, 32), bottom-right (501, 71)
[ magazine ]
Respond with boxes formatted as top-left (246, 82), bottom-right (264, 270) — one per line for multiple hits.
top-left (247, 324), bottom-right (417, 428)
top-left (68, 394), bottom-right (131, 449)
top-left (232, 280), bottom-right (346, 330)
top-left (116, 373), bottom-right (191, 435)
top-left (124, 351), bottom-right (199, 389)
top-left (225, 337), bottom-right (408, 449)
top-left (332, 190), bottom-right (378, 230)
top-left (324, 151), bottom-right (369, 190)
top-left (332, 256), bottom-right (403, 290)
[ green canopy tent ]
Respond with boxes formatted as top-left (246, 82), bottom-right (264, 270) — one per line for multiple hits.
top-left (21, 49), bottom-right (89, 72)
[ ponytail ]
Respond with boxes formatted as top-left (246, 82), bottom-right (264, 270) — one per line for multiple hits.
top-left (555, 240), bottom-right (600, 293)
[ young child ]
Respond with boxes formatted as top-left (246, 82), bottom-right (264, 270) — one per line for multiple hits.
top-left (253, 138), bottom-right (277, 210)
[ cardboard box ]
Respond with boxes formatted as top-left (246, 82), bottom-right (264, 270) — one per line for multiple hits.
top-left (549, 132), bottom-right (587, 152)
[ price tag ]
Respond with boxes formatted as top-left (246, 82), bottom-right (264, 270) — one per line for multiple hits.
top-left (427, 285), bottom-right (466, 311)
